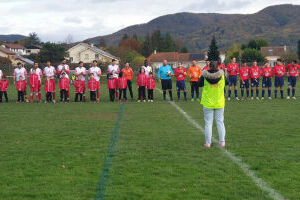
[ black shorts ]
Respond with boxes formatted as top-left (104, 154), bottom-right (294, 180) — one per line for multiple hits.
top-left (161, 79), bottom-right (172, 90)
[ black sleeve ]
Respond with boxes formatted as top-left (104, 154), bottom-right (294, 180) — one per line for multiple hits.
top-left (198, 76), bottom-right (204, 87)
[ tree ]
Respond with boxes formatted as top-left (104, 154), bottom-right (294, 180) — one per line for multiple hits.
top-left (38, 42), bottom-right (66, 63)
top-left (241, 48), bottom-right (266, 63)
top-left (151, 30), bottom-right (163, 51)
top-left (247, 38), bottom-right (269, 50)
top-left (141, 34), bottom-right (153, 57)
top-left (122, 34), bottom-right (129, 41)
top-left (207, 36), bottom-right (220, 61)
top-left (64, 34), bottom-right (74, 45)
top-left (281, 53), bottom-right (298, 64)
top-left (298, 39), bottom-right (300, 61)
top-left (0, 56), bottom-right (12, 66)
top-left (119, 38), bottom-right (140, 52)
top-left (99, 38), bottom-right (106, 47)
top-left (161, 32), bottom-right (177, 52)
top-left (180, 47), bottom-right (188, 53)
top-left (25, 32), bottom-right (41, 48)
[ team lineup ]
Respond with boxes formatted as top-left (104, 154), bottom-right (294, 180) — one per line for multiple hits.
top-left (0, 57), bottom-right (299, 103)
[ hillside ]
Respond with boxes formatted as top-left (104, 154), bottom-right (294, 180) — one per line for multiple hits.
top-left (84, 4), bottom-right (300, 51)
top-left (0, 34), bottom-right (27, 42)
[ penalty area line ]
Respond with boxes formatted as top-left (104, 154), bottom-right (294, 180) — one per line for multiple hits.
top-left (156, 88), bottom-right (287, 200)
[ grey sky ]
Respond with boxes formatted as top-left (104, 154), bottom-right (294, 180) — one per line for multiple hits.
top-left (0, 0), bottom-right (299, 42)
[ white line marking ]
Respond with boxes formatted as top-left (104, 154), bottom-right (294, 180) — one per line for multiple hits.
top-left (157, 89), bottom-right (287, 200)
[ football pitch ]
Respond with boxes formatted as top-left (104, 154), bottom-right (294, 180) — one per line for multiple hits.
top-left (0, 79), bottom-right (300, 200)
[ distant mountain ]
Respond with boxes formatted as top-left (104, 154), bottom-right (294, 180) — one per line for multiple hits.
top-left (0, 34), bottom-right (27, 42)
top-left (84, 4), bottom-right (300, 52)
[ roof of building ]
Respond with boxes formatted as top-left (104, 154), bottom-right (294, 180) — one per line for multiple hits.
top-left (16, 56), bottom-right (34, 65)
top-left (0, 46), bottom-right (16, 55)
top-left (69, 43), bottom-right (118, 60)
top-left (148, 52), bottom-right (206, 62)
top-left (261, 46), bottom-right (289, 57)
top-left (1, 42), bottom-right (26, 50)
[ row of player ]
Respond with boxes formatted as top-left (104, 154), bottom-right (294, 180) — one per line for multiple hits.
top-left (0, 58), bottom-right (299, 103)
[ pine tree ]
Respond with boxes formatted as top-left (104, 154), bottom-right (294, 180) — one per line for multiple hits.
top-left (151, 30), bottom-right (163, 51)
top-left (207, 36), bottom-right (220, 61)
top-left (141, 34), bottom-right (153, 57)
top-left (180, 47), bottom-right (188, 53)
top-left (162, 32), bottom-right (176, 52)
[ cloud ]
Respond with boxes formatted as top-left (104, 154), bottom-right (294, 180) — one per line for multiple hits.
top-left (0, 0), bottom-right (299, 42)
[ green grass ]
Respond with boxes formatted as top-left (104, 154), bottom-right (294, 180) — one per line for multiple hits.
top-left (0, 77), bottom-right (300, 200)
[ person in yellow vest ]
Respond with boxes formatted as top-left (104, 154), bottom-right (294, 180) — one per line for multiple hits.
top-left (199, 61), bottom-right (226, 148)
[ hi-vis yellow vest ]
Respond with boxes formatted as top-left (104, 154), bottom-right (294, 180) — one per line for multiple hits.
top-left (201, 75), bottom-right (225, 109)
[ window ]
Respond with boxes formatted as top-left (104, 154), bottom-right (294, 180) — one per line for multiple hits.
top-left (95, 54), bottom-right (99, 59)
top-left (85, 54), bottom-right (89, 60)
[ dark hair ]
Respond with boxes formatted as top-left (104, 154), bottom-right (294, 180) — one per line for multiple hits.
top-left (93, 60), bottom-right (98, 63)
top-left (61, 58), bottom-right (66, 62)
top-left (277, 59), bottom-right (282, 62)
top-left (209, 61), bottom-right (218, 70)
top-left (17, 62), bottom-right (22, 66)
top-left (112, 59), bottom-right (116, 62)
top-left (79, 61), bottom-right (83, 64)
top-left (139, 67), bottom-right (145, 74)
top-left (293, 60), bottom-right (297, 63)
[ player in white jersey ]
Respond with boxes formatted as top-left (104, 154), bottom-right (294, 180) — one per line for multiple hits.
top-left (89, 60), bottom-right (102, 102)
top-left (30, 62), bottom-right (43, 101)
top-left (14, 62), bottom-right (28, 102)
top-left (75, 61), bottom-right (87, 101)
top-left (44, 61), bottom-right (57, 103)
top-left (107, 59), bottom-right (120, 98)
top-left (142, 60), bottom-right (153, 78)
top-left (0, 69), bottom-right (3, 80)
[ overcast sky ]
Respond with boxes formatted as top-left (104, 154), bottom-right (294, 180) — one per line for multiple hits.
top-left (0, 0), bottom-right (299, 42)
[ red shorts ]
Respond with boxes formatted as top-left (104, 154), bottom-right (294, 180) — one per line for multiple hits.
top-left (51, 79), bottom-right (56, 90)
top-left (31, 86), bottom-right (39, 92)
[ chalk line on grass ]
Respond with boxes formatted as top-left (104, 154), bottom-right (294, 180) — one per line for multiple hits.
top-left (95, 103), bottom-right (125, 200)
top-left (156, 88), bottom-right (286, 200)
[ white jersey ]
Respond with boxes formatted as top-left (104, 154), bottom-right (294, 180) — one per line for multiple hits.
top-left (0, 70), bottom-right (2, 80)
top-left (44, 66), bottom-right (56, 79)
top-left (75, 67), bottom-right (87, 81)
top-left (142, 65), bottom-right (153, 77)
top-left (107, 64), bottom-right (120, 78)
top-left (14, 67), bottom-right (27, 81)
top-left (89, 66), bottom-right (102, 81)
top-left (30, 68), bottom-right (43, 81)
top-left (57, 64), bottom-right (70, 79)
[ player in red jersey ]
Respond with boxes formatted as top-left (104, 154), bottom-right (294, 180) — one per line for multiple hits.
top-left (286, 60), bottom-right (300, 99)
top-left (174, 63), bottom-right (187, 101)
top-left (203, 60), bottom-right (210, 71)
top-left (261, 62), bottom-right (273, 99)
top-left (249, 61), bottom-right (261, 100)
top-left (226, 57), bottom-right (239, 100)
top-left (239, 61), bottom-right (250, 100)
top-left (273, 59), bottom-right (286, 99)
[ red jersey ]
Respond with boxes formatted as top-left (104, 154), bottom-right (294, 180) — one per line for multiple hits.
top-left (174, 67), bottom-right (187, 81)
top-left (29, 74), bottom-right (40, 88)
top-left (239, 66), bottom-right (250, 81)
top-left (88, 78), bottom-right (100, 91)
top-left (16, 80), bottom-right (26, 91)
top-left (250, 66), bottom-right (261, 79)
top-left (147, 77), bottom-right (156, 90)
top-left (74, 80), bottom-right (86, 93)
top-left (273, 65), bottom-right (286, 77)
top-left (286, 64), bottom-right (300, 77)
top-left (262, 67), bottom-right (273, 78)
top-left (107, 79), bottom-right (117, 89)
top-left (0, 80), bottom-right (9, 92)
top-left (118, 77), bottom-right (128, 89)
top-left (227, 63), bottom-right (239, 76)
top-left (44, 80), bottom-right (55, 92)
top-left (203, 66), bottom-right (210, 71)
top-left (137, 73), bottom-right (147, 87)
top-left (218, 64), bottom-right (226, 71)
top-left (59, 77), bottom-right (69, 90)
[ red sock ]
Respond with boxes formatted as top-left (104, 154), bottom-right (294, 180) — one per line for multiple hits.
top-left (53, 92), bottom-right (56, 100)
top-left (67, 90), bottom-right (70, 99)
top-left (97, 91), bottom-right (100, 101)
top-left (36, 94), bottom-right (39, 102)
top-left (30, 94), bottom-right (33, 102)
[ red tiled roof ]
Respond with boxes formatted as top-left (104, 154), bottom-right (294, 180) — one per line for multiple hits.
top-left (2, 42), bottom-right (26, 50)
top-left (261, 46), bottom-right (289, 57)
top-left (0, 46), bottom-right (16, 55)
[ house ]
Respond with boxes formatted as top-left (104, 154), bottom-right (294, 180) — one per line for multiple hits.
top-left (25, 45), bottom-right (42, 55)
top-left (1, 42), bottom-right (27, 55)
top-left (261, 46), bottom-right (289, 67)
top-left (67, 43), bottom-right (119, 64)
top-left (0, 46), bottom-right (33, 66)
top-left (147, 52), bottom-right (207, 69)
